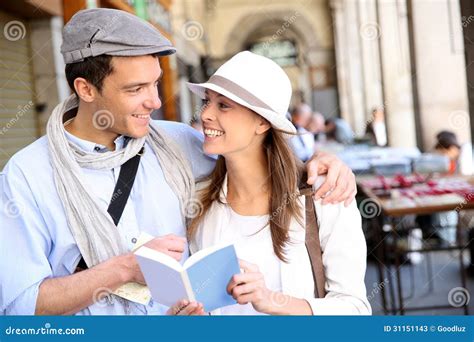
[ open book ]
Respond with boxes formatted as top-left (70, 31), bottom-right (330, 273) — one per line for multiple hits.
top-left (135, 243), bottom-right (240, 312)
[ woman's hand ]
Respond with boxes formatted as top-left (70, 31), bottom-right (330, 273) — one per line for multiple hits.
top-left (227, 260), bottom-right (274, 314)
top-left (166, 299), bottom-right (206, 315)
top-left (227, 260), bottom-right (314, 315)
top-left (305, 151), bottom-right (357, 207)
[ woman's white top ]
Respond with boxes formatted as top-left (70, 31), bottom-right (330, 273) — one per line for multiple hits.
top-left (217, 207), bottom-right (281, 315)
top-left (372, 122), bottom-right (387, 147)
top-left (190, 175), bottom-right (371, 315)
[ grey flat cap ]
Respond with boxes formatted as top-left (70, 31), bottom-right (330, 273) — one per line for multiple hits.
top-left (61, 8), bottom-right (176, 64)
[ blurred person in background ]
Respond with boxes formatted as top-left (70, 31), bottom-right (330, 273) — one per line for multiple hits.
top-left (306, 112), bottom-right (326, 143)
top-left (416, 131), bottom-right (463, 251)
top-left (289, 104), bottom-right (315, 162)
top-left (434, 131), bottom-right (461, 175)
top-left (433, 131), bottom-right (474, 274)
top-left (365, 107), bottom-right (387, 147)
top-left (324, 117), bottom-right (355, 145)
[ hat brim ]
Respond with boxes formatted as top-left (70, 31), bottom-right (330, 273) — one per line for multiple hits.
top-left (105, 46), bottom-right (176, 57)
top-left (187, 82), bottom-right (296, 134)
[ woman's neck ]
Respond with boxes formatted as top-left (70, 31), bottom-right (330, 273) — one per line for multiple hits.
top-left (225, 149), bottom-right (270, 215)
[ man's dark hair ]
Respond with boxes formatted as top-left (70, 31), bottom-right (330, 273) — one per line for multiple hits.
top-left (435, 130), bottom-right (460, 150)
top-left (65, 55), bottom-right (114, 95)
top-left (65, 53), bottom-right (161, 95)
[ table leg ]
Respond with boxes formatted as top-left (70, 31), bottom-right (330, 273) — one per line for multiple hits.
top-left (457, 211), bottom-right (469, 315)
top-left (394, 247), bottom-right (405, 315)
top-left (374, 213), bottom-right (389, 314)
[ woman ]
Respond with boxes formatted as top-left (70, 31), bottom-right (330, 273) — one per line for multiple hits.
top-left (168, 51), bottom-right (370, 315)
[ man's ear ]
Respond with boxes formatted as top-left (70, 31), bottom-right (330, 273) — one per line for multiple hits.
top-left (73, 77), bottom-right (97, 103)
top-left (256, 117), bottom-right (271, 135)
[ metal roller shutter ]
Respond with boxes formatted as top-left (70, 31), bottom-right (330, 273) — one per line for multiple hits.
top-left (0, 10), bottom-right (37, 169)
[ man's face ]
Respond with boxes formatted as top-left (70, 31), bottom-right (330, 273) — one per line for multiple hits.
top-left (94, 55), bottom-right (163, 138)
top-left (292, 109), bottom-right (311, 127)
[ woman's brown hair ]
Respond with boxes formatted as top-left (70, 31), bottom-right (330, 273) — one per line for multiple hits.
top-left (187, 128), bottom-right (304, 262)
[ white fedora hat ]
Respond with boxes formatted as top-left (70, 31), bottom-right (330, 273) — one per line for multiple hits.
top-left (187, 51), bottom-right (296, 134)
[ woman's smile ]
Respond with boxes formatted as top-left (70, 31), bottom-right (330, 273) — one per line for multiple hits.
top-left (203, 127), bottom-right (225, 140)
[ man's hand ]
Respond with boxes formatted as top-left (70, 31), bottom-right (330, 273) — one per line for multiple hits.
top-left (305, 151), bottom-right (356, 207)
top-left (144, 234), bottom-right (186, 261)
top-left (127, 234), bottom-right (186, 284)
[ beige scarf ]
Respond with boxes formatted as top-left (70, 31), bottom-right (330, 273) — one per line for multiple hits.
top-left (46, 95), bottom-right (195, 267)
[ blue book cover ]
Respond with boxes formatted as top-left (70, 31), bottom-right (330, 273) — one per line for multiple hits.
top-left (186, 244), bottom-right (240, 311)
top-left (135, 243), bottom-right (240, 312)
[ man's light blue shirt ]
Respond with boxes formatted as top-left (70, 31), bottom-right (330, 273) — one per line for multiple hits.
top-left (0, 120), bottom-right (215, 315)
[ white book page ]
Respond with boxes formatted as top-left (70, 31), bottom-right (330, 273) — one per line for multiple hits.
top-left (135, 246), bottom-right (183, 272)
top-left (134, 246), bottom-right (190, 307)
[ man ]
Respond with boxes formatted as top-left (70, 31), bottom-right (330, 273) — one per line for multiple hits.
top-left (0, 8), bottom-right (357, 315)
top-left (325, 117), bottom-right (355, 145)
top-left (289, 103), bottom-right (315, 162)
top-left (306, 111), bottom-right (326, 142)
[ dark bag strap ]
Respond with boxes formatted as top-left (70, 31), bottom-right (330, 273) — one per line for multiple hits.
top-left (107, 147), bottom-right (144, 225)
top-left (299, 175), bottom-right (326, 298)
top-left (75, 147), bottom-right (144, 271)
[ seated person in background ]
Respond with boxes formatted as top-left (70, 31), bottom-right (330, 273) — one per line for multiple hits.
top-left (416, 131), bottom-right (462, 249)
top-left (433, 130), bottom-right (474, 272)
top-left (365, 107), bottom-right (387, 147)
top-left (434, 131), bottom-right (461, 175)
top-left (289, 104), bottom-right (315, 162)
top-left (325, 117), bottom-right (355, 145)
top-left (306, 112), bottom-right (326, 143)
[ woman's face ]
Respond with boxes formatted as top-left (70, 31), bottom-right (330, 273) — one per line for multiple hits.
top-left (200, 89), bottom-right (270, 156)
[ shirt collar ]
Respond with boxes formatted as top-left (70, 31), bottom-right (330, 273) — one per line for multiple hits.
top-left (64, 130), bottom-right (130, 153)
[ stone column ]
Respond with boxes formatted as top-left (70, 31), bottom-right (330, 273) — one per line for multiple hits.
top-left (342, 0), bottom-right (366, 136)
top-left (376, 0), bottom-right (417, 147)
top-left (330, 0), bottom-right (351, 122)
top-left (409, 0), bottom-right (471, 150)
top-left (357, 0), bottom-right (384, 120)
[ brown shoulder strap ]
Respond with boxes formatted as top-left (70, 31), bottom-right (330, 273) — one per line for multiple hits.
top-left (300, 187), bottom-right (326, 298)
